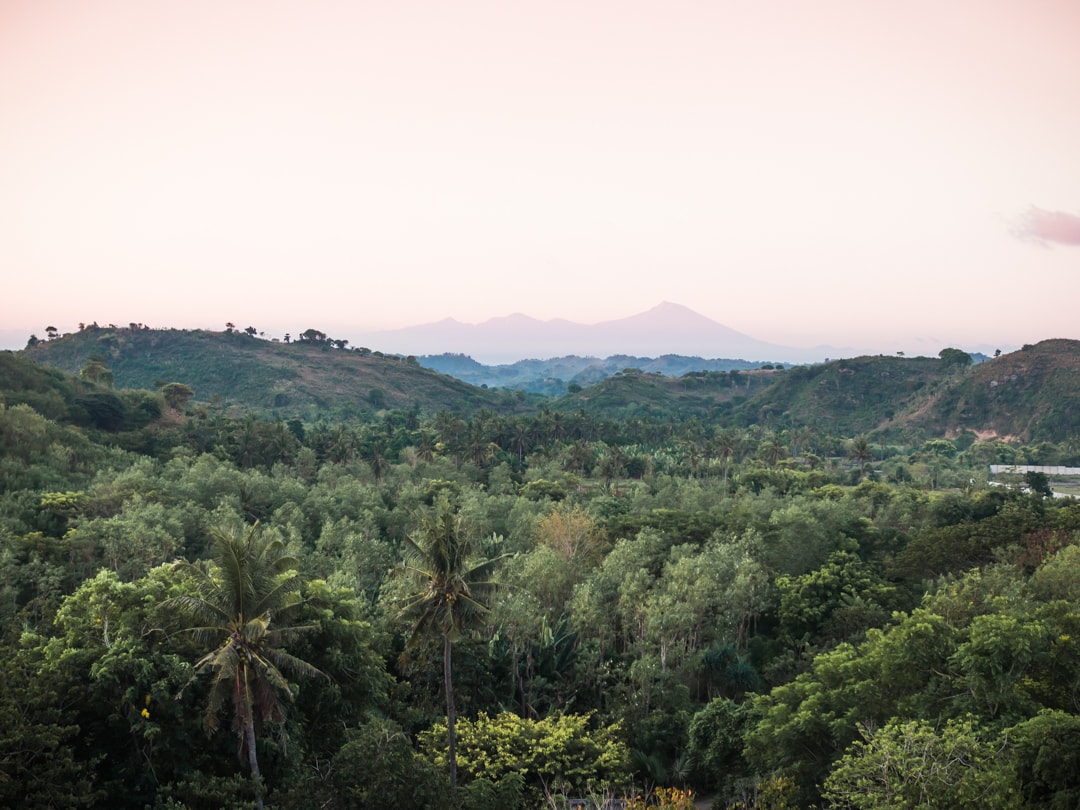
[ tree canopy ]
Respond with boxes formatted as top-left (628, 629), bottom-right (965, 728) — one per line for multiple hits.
top-left (3, 349), bottom-right (1080, 808)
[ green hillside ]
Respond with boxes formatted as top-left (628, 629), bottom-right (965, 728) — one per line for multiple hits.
top-left (905, 339), bottom-right (1080, 441)
top-left (20, 329), bottom-right (1080, 442)
top-left (419, 352), bottom-right (768, 393)
top-left (22, 326), bottom-right (528, 418)
top-left (0, 351), bottom-right (98, 422)
top-left (553, 366), bottom-right (778, 420)
top-left (731, 354), bottom-right (950, 434)
top-left (718, 342), bottom-right (1079, 443)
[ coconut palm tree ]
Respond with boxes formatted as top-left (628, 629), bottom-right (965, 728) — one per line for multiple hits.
top-left (169, 522), bottom-right (324, 810)
top-left (787, 425), bottom-right (814, 459)
top-left (510, 420), bottom-right (533, 463)
top-left (849, 435), bottom-right (874, 472)
top-left (759, 432), bottom-right (789, 467)
top-left (711, 428), bottom-right (742, 489)
top-left (399, 497), bottom-right (504, 795)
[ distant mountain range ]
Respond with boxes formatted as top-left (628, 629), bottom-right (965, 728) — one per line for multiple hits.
top-left (354, 302), bottom-right (842, 363)
top-left (417, 353), bottom-right (775, 395)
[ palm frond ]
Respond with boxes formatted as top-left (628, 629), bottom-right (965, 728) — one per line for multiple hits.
top-left (249, 570), bottom-right (303, 619)
top-left (265, 623), bottom-right (319, 646)
top-left (177, 624), bottom-right (230, 648)
top-left (166, 593), bottom-right (232, 628)
top-left (201, 646), bottom-right (242, 733)
top-left (263, 647), bottom-right (329, 683)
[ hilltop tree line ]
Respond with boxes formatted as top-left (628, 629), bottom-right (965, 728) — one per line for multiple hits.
top-left (27, 322), bottom-right (385, 355)
top-left (2, 350), bottom-right (1080, 809)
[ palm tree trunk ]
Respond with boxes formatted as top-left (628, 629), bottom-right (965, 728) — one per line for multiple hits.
top-left (246, 717), bottom-right (264, 810)
top-left (243, 667), bottom-right (264, 810)
top-left (444, 633), bottom-right (457, 796)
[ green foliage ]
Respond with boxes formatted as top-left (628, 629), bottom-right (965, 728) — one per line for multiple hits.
top-left (721, 774), bottom-right (798, 810)
top-left (5, 346), bottom-right (1080, 808)
top-left (625, 786), bottom-right (698, 810)
top-left (822, 718), bottom-right (1019, 809)
top-left (686, 698), bottom-right (758, 794)
top-left (520, 477), bottom-right (569, 501)
top-left (160, 381), bottom-right (195, 409)
top-left (892, 494), bottom-right (1044, 578)
top-left (65, 495), bottom-right (185, 580)
top-left (71, 389), bottom-right (162, 431)
top-left (148, 773), bottom-right (260, 810)
top-left (776, 550), bottom-right (897, 647)
top-left (21, 332), bottom-right (1080, 441)
top-left (420, 353), bottom-right (764, 394)
top-left (0, 649), bottom-right (97, 808)
top-left (0, 351), bottom-right (97, 422)
top-left (456, 773), bottom-right (527, 810)
top-left (938, 347), bottom-right (974, 368)
top-left (554, 368), bottom-right (773, 421)
top-left (748, 545), bottom-right (1080, 805)
top-left (1025, 470), bottom-right (1053, 497)
top-left (950, 610), bottom-right (1050, 721)
top-left (280, 579), bottom-right (394, 757)
top-left (21, 566), bottom-right (201, 807)
top-left (1008, 710), bottom-right (1080, 809)
top-left (420, 711), bottom-right (630, 804)
top-left (0, 402), bottom-right (54, 461)
top-left (275, 716), bottom-right (448, 809)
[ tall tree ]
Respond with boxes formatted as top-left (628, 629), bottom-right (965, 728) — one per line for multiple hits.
top-left (848, 435), bottom-right (873, 471)
top-left (168, 522), bottom-right (324, 810)
top-left (711, 428), bottom-right (742, 488)
top-left (399, 497), bottom-right (504, 795)
top-left (760, 432), bottom-right (789, 467)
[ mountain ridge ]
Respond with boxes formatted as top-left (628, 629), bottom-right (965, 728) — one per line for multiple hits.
top-left (417, 351), bottom-right (774, 395)
top-left (14, 329), bottom-right (1080, 443)
top-left (354, 302), bottom-right (841, 363)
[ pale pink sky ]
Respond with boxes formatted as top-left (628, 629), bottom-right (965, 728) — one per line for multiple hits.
top-left (2, 0), bottom-right (1078, 355)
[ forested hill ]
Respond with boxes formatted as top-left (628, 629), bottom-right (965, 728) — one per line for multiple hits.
top-left (18, 326), bottom-right (1080, 442)
top-left (905, 338), bottom-right (1080, 442)
top-left (553, 341), bottom-right (1080, 443)
top-left (20, 325), bottom-right (525, 418)
top-left (418, 352), bottom-right (770, 394)
top-left (716, 340), bottom-right (1080, 443)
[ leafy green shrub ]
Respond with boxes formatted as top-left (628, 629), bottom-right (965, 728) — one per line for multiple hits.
top-left (420, 711), bottom-right (630, 805)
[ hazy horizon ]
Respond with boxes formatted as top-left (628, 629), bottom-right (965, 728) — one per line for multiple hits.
top-left (0, 301), bottom-right (1056, 365)
top-left (2, 1), bottom-right (1079, 353)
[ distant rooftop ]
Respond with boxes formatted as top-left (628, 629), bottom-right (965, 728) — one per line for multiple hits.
top-left (989, 465), bottom-right (1080, 476)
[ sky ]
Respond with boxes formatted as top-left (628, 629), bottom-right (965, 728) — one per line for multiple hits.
top-left (2, 0), bottom-right (1079, 357)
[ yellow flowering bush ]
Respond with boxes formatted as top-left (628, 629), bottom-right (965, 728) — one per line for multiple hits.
top-left (420, 711), bottom-right (630, 802)
top-left (624, 786), bottom-right (695, 810)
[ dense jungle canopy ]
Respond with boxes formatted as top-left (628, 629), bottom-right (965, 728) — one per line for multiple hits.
top-left (3, 339), bottom-right (1080, 809)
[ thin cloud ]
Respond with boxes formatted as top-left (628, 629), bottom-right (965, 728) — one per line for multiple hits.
top-left (1015, 206), bottom-right (1080, 246)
